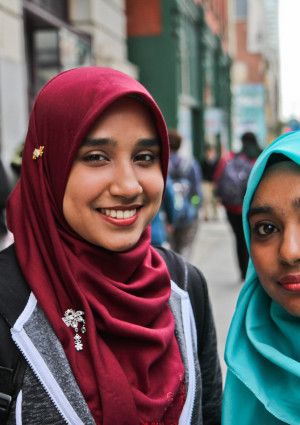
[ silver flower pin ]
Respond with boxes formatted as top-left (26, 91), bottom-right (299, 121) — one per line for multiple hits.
top-left (62, 309), bottom-right (86, 351)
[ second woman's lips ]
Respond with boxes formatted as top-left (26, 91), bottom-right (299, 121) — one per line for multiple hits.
top-left (279, 275), bottom-right (300, 285)
top-left (278, 275), bottom-right (300, 291)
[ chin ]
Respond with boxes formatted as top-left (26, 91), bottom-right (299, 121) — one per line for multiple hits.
top-left (110, 244), bottom-right (137, 252)
top-left (103, 239), bottom-right (140, 252)
top-left (283, 305), bottom-right (300, 318)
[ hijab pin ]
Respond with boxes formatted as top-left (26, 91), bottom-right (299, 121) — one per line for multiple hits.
top-left (32, 146), bottom-right (45, 160)
top-left (62, 309), bottom-right (86, 351)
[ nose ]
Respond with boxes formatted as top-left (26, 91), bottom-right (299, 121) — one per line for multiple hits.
top-left (278, 228), bottom-right (300, 265)
top-left (109, 162), bottom-right (143, 199)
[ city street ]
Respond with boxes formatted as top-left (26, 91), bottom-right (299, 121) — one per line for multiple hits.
top-left (190, 209), bottom-right (241, 378)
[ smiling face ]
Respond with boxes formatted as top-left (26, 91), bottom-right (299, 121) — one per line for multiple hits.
top-left (249, 161), bottom-right (300, 316)
top-left (63, 97), bottom-right (164, 252)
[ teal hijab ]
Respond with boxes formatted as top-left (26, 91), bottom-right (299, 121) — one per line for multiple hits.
top-left (222, 131), bottom-right (300, 425)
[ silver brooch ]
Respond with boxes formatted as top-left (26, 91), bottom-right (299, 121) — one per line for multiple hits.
top-left (62, 309), bottom-right (86, 351)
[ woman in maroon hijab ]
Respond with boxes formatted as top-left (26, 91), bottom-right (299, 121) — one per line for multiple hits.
top-left (1, 67), bottom-right (221, 424)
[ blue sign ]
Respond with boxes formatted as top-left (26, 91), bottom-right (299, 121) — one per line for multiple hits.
top-left (232, 84), bottom-right (266, 148)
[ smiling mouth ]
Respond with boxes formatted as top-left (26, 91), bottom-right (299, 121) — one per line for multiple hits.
top-left (99, 208), bottom-right (137, 219)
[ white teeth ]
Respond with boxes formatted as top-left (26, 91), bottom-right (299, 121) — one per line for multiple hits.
top-left (100, 208), bottom-right (137, 219)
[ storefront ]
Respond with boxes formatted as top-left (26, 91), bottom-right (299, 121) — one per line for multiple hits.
top-left (23, 0), bottom-right (92, 109)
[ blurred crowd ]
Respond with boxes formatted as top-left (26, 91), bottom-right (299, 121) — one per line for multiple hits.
top-left (150, 128), bottom-right (261, 279)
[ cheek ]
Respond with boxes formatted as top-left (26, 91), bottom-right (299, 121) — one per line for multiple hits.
top-left (152, 175), bottom-right (164, 204)
top-left (63, 183), bottom-right (79, 225)
top-left (251, 243), bottom-right (276, 286)
top-left (142, 168), bottom-right (164, 199)
top-left (63, 167), bottom-right (93, 222)
top-left (64, 166), bottom-right (105, 205)
top-left (251, 244), bottom-right (267, 277)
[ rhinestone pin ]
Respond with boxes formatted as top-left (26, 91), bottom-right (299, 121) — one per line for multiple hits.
top-left (62, 309), bottom-right (86, 351)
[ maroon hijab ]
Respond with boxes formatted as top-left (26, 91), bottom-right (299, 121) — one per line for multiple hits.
top-left (7, 67), bottom-right (184, 424)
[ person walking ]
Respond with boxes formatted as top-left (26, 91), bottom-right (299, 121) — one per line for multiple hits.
top-left (0, 67), bottom-right (221, 425)
top-left (168, 129), bottom-right (202, 259)
top-left (223, 130), bottom-right (300, 424)
top-left (214, 132), bottom-right (262, 281)
top-left (151, 176), bottom-right (175, 247)
top-left (201, 144), bottom-right (219, 221)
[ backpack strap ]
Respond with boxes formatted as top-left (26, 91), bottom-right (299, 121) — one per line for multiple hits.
top-left (0, 244), bottom-right (30, 423)
top-left (155, 247), bottom-right (208, 353)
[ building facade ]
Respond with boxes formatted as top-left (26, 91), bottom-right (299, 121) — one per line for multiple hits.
top-left (0, 0), bottom-right (136, 178)
top-left (231, 0), bottom-right (279, 149)
top-left (126, 0), bottom-right (232, 161)
top-left (0, 0), bottom-right (27, 175)
top-left (196, 0), bottom-right (232, 152)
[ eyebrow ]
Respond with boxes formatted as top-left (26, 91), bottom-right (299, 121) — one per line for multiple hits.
top-left (249, 198), bottom-right (300, 219)
top-left (82, 137), bottom-right (115, 147)
top-left (82, 137), bottom-right (160, 148)
top-left (248, 205), bottom-right (273, 218)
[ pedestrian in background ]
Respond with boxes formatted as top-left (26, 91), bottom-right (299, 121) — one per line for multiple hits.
top-left (151, 176), bottom-right (175, 247)
top-left (10, 142), bottom-right (24, 180)
top-left (0, 67), bottom-right (222, 424)
top-left (214, 132), bottom-right (262, 281)
top-left (201, 143), bottom-right (219, 221)
top-left (223, 131), bottom-right (300, 424)
top-left (168, 129), bottom-right (203, 259)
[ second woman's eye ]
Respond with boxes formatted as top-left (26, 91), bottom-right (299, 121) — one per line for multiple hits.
top-left (253, 222), bottom-right (278, 237)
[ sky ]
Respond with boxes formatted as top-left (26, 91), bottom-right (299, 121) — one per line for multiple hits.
top-left (278, 0), bottom-right (300, 121)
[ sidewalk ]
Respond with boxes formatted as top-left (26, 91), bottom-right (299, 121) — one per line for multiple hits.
top-left (190, 209), bottom-right (241, 377)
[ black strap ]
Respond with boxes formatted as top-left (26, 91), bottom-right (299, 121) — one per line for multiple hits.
top-left (0, 367), bottom-right (13, 422)
top-left (0, 245), bottom-right (29, 423)
top-left (155, 247), bottom-right (207, 352)
top-left (0, 245), bottom-right (31, 326)
top-left (0, 316), bottom-right (27, 423)
top-left (0, 360), bottom-right (26, 424)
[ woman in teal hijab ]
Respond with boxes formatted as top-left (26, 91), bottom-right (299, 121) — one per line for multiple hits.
top-left (222, 131), bottom-right (300, 425)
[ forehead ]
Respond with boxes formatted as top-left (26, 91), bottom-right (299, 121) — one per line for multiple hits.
top-left (251, 161), bottom-right (300, 208)
top-left (259, 161), bottom-right (300, 186)
top-left (79, 98), bottom-right (161, 157)
top-left (90, 97), bottom-right (157, 133)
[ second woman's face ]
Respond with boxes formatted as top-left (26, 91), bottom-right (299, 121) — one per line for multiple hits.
top-left (63, 97), bottom-right (164, 252)
top-left (249, 161), bottom-right (300, 316)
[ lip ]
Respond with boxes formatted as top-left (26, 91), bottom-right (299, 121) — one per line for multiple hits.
top-left (96, 204), bottom-right (142, 211)
top-left (278, 275), bottom-right (300, 292)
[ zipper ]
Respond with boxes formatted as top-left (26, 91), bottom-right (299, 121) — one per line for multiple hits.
top-left (171, 282), bottom-right (196, 425)
top-left (180, 296), bottom-right (196, 424)
top-left (15, 390), bottom-right (22, 425)
top-left (11, 293), bottom-right (85, 425)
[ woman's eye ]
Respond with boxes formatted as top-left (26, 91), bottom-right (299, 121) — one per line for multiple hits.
top-left (82, 152), bottom-right (108, 163)
top-left (253, 222), bottom-right (277, 237)
top-left (134, 152), bottom-right (158, 164)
